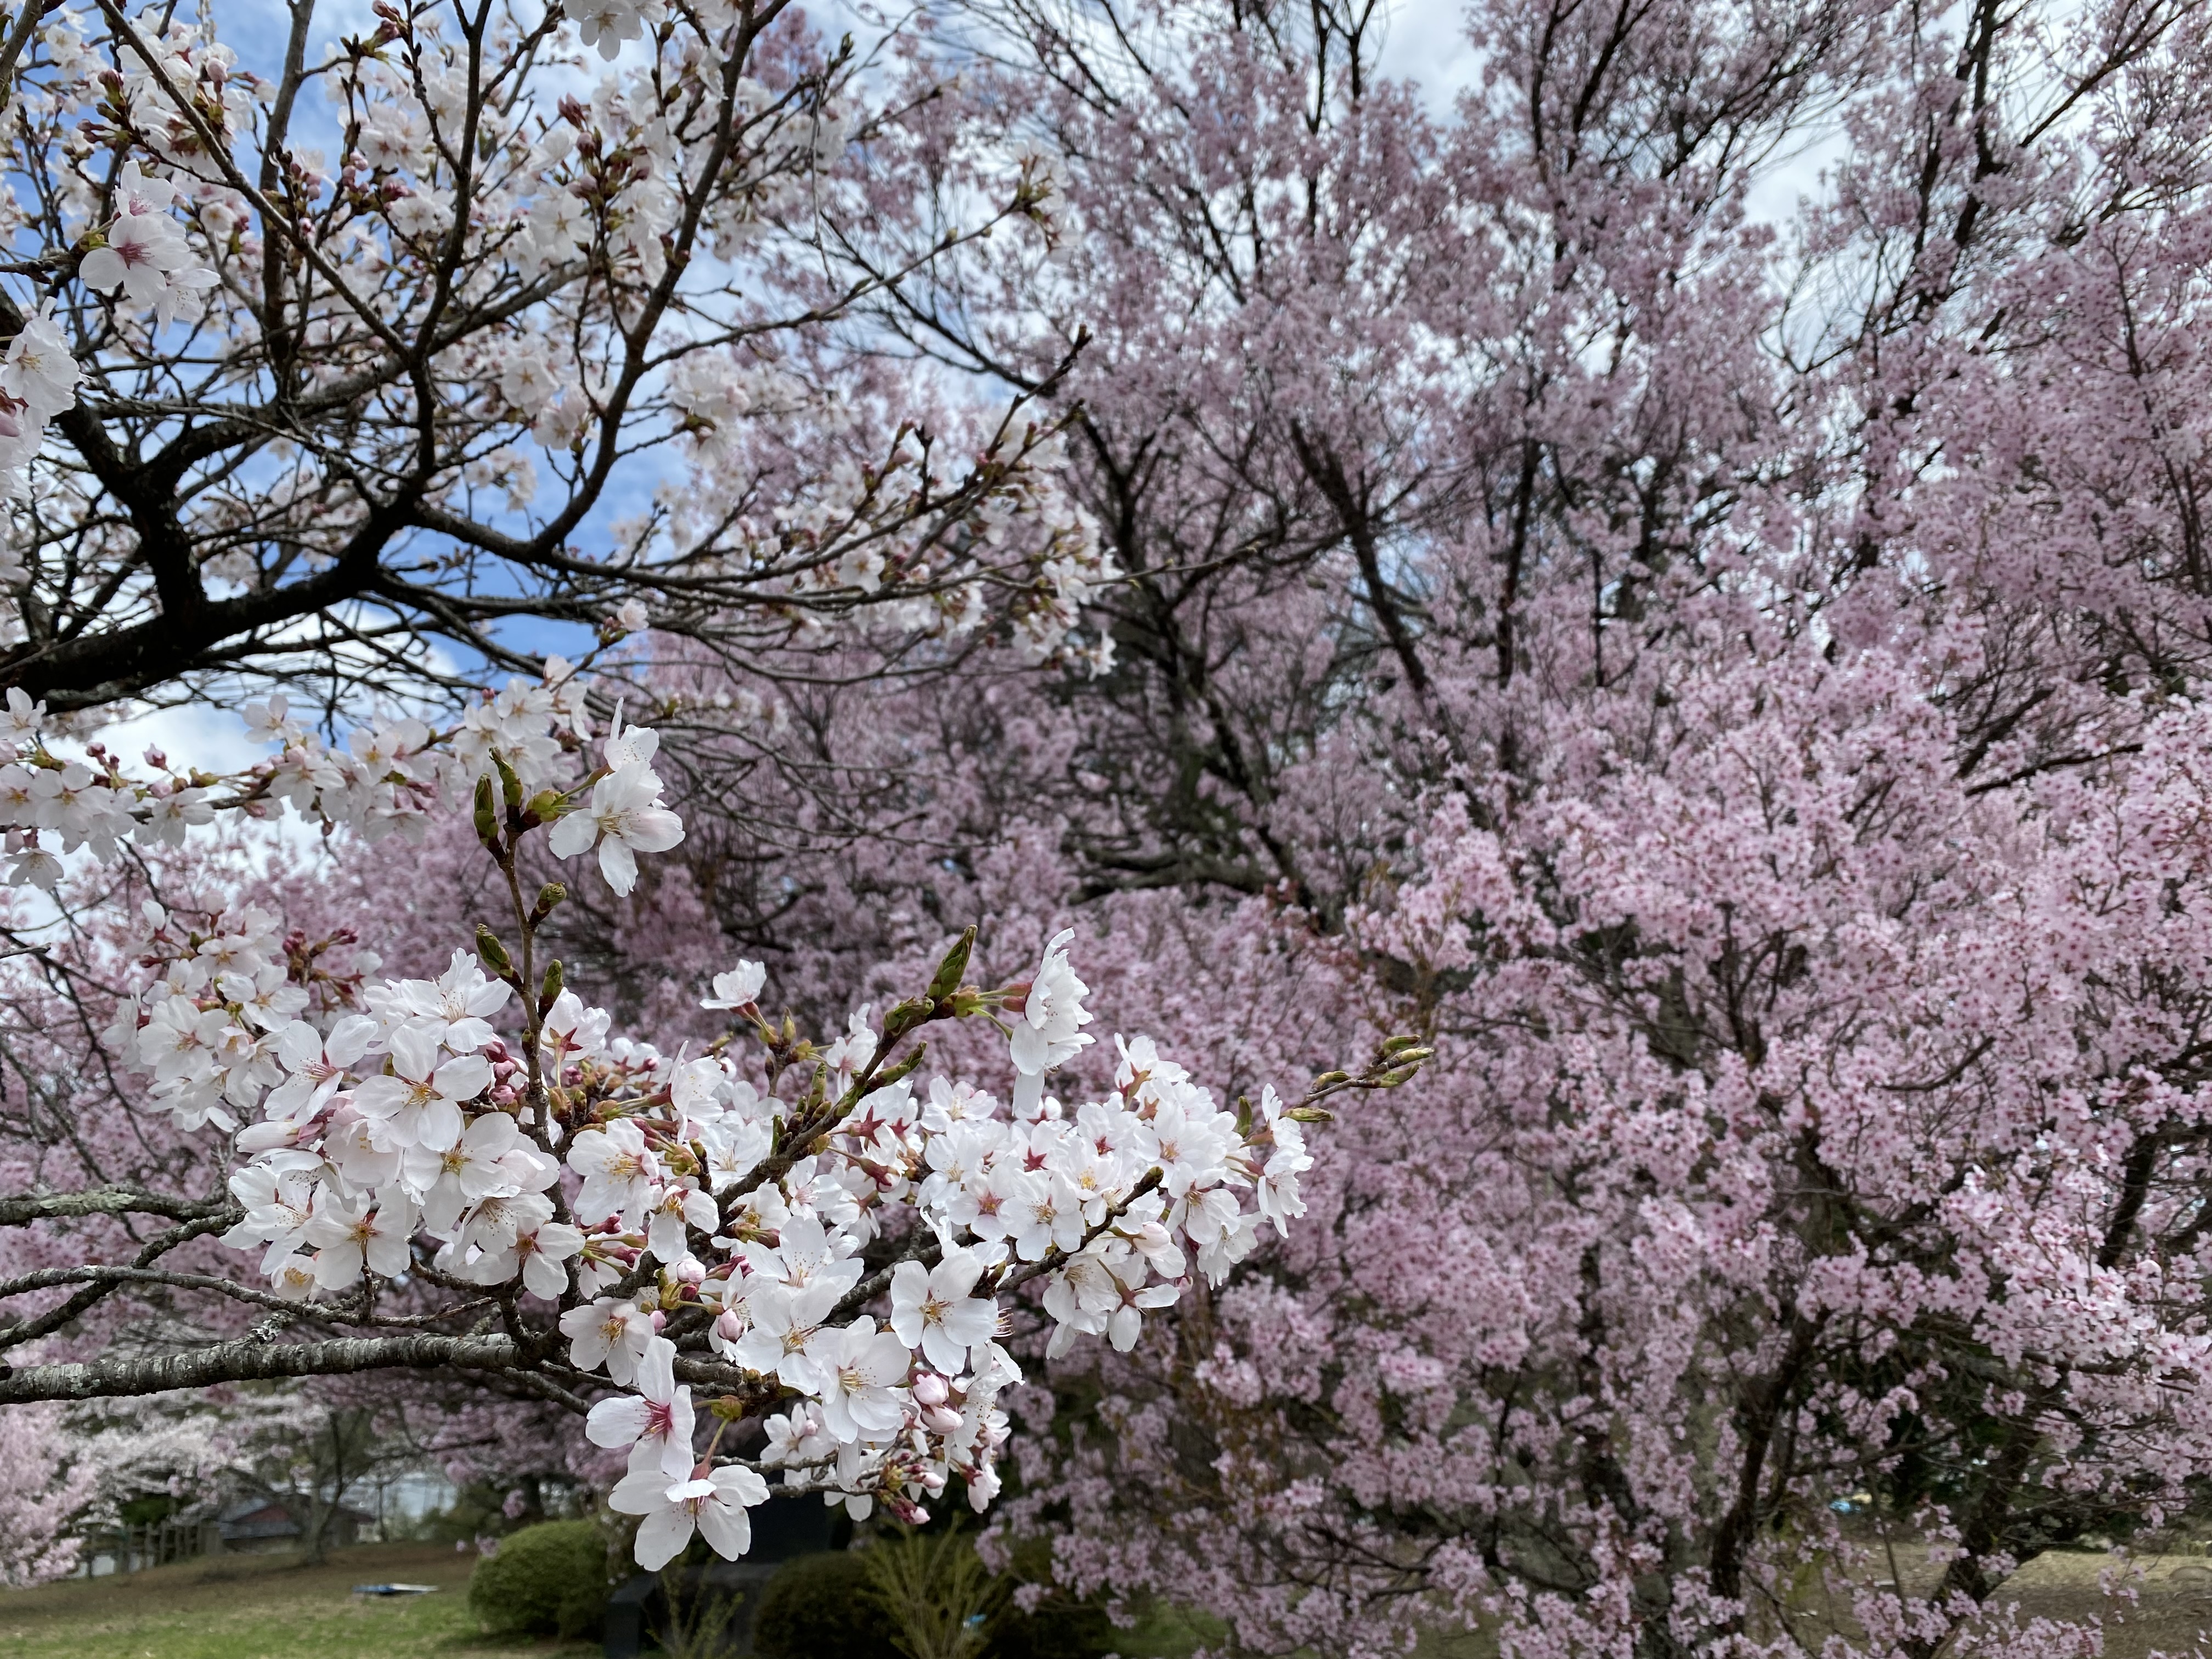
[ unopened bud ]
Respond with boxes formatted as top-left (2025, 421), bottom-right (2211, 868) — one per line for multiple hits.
top-left (648, 1310), bottom-right (667, 1332)
top-left (672, 1259), bottom-right (706, 1286)
top-left (912, 1372), bottom-right (950, 1407)
top-left (922, 1404), bottom-right (963, 1435)
top-left (475, 926), bottom-right (512, 973)
top-left (928, 926), bottom-right (975, 1002)
top-left (714, 1308), bottom-right (744, 1342)
top-left (472, 775), bottom-right (499, 847)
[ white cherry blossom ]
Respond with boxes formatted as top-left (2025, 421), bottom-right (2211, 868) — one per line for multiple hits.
top-left (889, 1252), bottom-right (998, 1375)
top-left (567, 1119), bottom-right (662, 1224)
top-left (702, 961), bottom-right (766, 1012)
top-left (1007, 929), bottom-right (1093, 1113)
top-left (610, 1463), bottom-right (767, 1572)
top-left (265, 1017), bottom-right (378, 1121)
top-left (561, 1297), bottom-right (658, 1386)
top-left (304, 1190), bottom-right (419, 1286)
top-left (353, 1026), bottom-right (492, 1153)
top-left (808, 1317), bottom-right (911, 1442)
top-left (387, 951), bottom-right (512, 1052)
top-left (547, 763), bottom-right (684, 895)
top-left (510, 1220), bottom-right (588, 1299)
top-left (586, 1340), bottom-right (696, 1478)
top-left (730, 1281), bottom-right (838, 1391)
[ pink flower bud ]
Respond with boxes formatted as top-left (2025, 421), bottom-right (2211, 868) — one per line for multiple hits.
top-left (673, 1259), bottom-right (706, 1285)
top-left (923, 1405), bottom-right (963, 1435)
top-left (648, 1310), bottom-right (667, 1331)
top-left (715, 1308), bottom-right (744, 1341)
top-left (912, 1371), bottom-right (950, 1407)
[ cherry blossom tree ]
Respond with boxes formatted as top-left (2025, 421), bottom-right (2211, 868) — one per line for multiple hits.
top-left (639, 0), bottom-right (2212, 1654)
top-left (0, 0), bottom-right (1419, 1581)
top-left (0, 0), bottom-right (1115, 718)
top-left (0, 667), bottom-right (1410, 1567)
top-left (6, 0), bottom-right (2212, 1648)
top-left (0, 1400), bottom-right (94, 1585)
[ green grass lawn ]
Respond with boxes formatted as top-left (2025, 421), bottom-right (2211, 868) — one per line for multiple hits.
top-left (18, 1533), bottom-right (2203, 1659)
top-left (0, 1541), bottom-right (597, 1659)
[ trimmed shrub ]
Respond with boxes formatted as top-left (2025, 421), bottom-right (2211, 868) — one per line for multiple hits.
top-left (467, 1519), bottom-right (611, 1639)
top-left (985, 1591), bottom-right (1118, 1659)
top-left (754, 1550), bottom-right (900, 1659)
top-left (986, 1539), bottom-right (1116, 1659)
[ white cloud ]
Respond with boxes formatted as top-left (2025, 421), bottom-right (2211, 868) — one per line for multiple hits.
top-left (96, 699), bottom-right (269, 776)
top-left (1376, 0), bottom-right (1483, 112)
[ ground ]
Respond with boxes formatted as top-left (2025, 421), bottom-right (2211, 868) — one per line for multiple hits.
top-left (0, 1541), bottom-right (596, 1659)
top-left (7, 1539), bottom-right (2210, 1658)
top-left (1787, 1545), bottom-right (2212, 1657)
top-left (2003, 1551), bottom-right (2212, 1657)
top-left (1400, 1548), bottom-right (2212, 1658)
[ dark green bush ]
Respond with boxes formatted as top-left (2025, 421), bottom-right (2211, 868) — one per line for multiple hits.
top-left (468, 1518), bottom-right (611, 1639)
top-left (985, 1590), bottom-right (1116, 1659)
top-left (753, 1550), bottom-right (900, 1659)
top-left (985, 1538), bottom-right (1116, 1659)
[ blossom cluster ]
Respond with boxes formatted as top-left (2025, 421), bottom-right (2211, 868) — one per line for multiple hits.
top-left (76, 162), bottom-right (218, 327)
top-left (0, 6), bottom-right (1124, 717)
top-left (0, 311), bottom-right (83, 531)
top-left (95, 717), bottom-right (1311, 1568)
top-left (0, 658), bottom-right (687, 894)
top-left (0, 145), bottom-right (217, 517)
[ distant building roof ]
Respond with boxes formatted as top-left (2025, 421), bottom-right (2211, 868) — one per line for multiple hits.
top-left (216, 1497), bottom-right (374, 1540)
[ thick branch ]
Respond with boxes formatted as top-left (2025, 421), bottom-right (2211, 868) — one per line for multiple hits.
top-left (0, 1186), bottom-right (228, 1227)
top-left (0, 1330), bottom-right (526, 1402)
